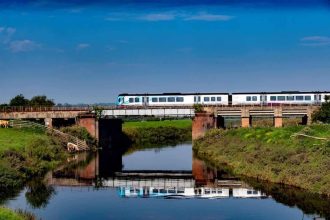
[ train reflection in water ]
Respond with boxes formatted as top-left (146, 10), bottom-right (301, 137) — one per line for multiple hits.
top-left (118, 186), bottom-right (266, 199)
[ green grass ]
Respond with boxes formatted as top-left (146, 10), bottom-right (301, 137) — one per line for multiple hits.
top-left (123, 119), bottom-right (192, 129)
top-left (122, 119), bottom-right (192, 148)
top-left (0, 128), bottom-right (46, 153)
top-left (193, 124), bottom-right (330, 196)
top-left (0, 127), bottom-right (66, 189)
top-left (0, 207), bottom-right (24, 220)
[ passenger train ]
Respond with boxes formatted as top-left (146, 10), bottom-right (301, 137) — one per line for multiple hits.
top-left (118, 186), bottom-right (267, 199)
top-left (116, 91), bottom-right (330, 106)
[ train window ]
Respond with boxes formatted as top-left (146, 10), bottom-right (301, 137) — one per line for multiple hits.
top-left (246, 96), bottom-right (251, 101)
top-left (142, 97), bottom-right (145, 102)
top-left (205, 189), bottom-right (210, 194)
top-left (152, 97), bottom-right (158, 102)
top-left (135, 97), bottom-right (140, 102)
top-left (252, 96), bottom-right (257, 101)
top-left (287, 96), bottom-right (294, 101)
top-left (167, 97), bottom-right (175, 102)
top-left (194, 97), bottom-right (196, 102)
top-left (247, 190), bottom-right (252, 195)
top-left (129, 98), bottom-right (134, 103)
top-left (211, 97), bottom-right (216, 102)
top-left (198, 97), bottom-right (201, 102)
top-left (305, 96), bottom-right (312, 101)
top-left (296, 96), bottom-right (304, 101)
top-left (270, 96), bottom-right (276, 101)
top-left (217, 97), bottom-right (221, 101)
top-left (168, 189), bottom-right (176, 193)
top-left (204, 97), bottom-right (210, 102)
top-left (159, 97), bottom-right (166, 102)
top-left (176, 97), bottom-right (184, 102)
top-left (152, 189), bottom-right (159, 193)
top-left (147, 97), bottom-right (149, 102)
top-left (277, 96), bottom-right (285, 101)
top-left (159, 189), bottom-right (166, 193)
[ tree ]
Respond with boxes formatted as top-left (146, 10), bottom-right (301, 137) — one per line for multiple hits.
top-left (29, 95), bottom-right (55, 107)
top-left (312, 96), bottom-right (330, 123)
top-left (9, 94), bottom-right (29, 106)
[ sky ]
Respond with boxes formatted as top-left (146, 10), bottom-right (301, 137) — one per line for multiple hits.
top-left (0, 0), bottom-right (330, 104)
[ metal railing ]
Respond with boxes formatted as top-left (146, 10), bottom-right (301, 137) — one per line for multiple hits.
top-left (0, 103), bottom-right (321, 113)
top-left (0, 106), bottom-right (92, 113)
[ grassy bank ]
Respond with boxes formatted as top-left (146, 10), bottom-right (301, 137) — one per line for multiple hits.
top-left (123, 119), bottom-right (192, 129)
top-left (0, 128), bottom-right (45, 153)
top-left (193, 125), bottom-right (330, 196)
top-left (0, 207), bottom-right (35, 220)
top-left (123, 119), bottom-right (192, 147)
top-left (0, 127), bottom-right (66, 189)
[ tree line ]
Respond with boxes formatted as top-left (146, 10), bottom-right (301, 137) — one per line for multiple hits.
top-left (0, 94), bottom-right (55, 107)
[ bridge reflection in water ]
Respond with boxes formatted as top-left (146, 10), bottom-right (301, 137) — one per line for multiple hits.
top-left (46, 148), bottom-right (266, 199)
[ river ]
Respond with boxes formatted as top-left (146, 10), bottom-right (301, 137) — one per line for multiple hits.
top-left (2, 143), bottom-right (329, 220)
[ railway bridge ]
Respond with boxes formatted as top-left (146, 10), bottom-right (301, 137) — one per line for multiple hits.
top-left (0, 105), bottom-right (321, 141)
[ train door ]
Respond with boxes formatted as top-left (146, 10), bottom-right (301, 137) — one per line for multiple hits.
top-left (260, 95), bottom-right (267, 105)
top-left (314, 94), bottom-right (322, 104)
top-left (194, 96), bottom-right (201, 104)
top-left (142, 96), bottom-right (149, 106)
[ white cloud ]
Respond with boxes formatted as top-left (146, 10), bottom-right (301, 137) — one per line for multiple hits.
top-left (6, 27), bottom-right (16, 35)
top-left (300, 36), bottom-right (330, 46)
top-left (139, 13), bottom-right (176, 21)
top-left (9, 40), bottom-right (40, 52)
top-left (184, 13), bottom-right (234, 21)
top-left (104, 11), bottom-right (234, 22)
top-left (0, 27), bottom-right (16, 44)
top-left (76, 43), bottom-right (90, 50)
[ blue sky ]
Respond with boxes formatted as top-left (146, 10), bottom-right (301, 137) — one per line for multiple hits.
top-left (0, 0), bottom-right (330, 104)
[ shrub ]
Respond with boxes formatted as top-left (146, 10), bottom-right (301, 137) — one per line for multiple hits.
top-left (312, 101), bottom-right (330, 123)
top-left (60, 125), bottom-right (97, 146)
top-left (193, 104), bottom-right (204, 113)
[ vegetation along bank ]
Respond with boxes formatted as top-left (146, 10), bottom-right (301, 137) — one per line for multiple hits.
top-left (122, 119), bottom-right (192, 147)
top-left (193, 125), bottom-right (330, 196)
top-left (0, 127), bottom-right (67, 189)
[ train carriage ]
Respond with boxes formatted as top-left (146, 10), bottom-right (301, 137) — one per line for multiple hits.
top-left (117, 91), bottom-right (330, 107)
top-left (116, 93), bottom-right (229, 107)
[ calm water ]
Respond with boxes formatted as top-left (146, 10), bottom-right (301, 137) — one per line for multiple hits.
top-left (3, 143), bottom-right (329, 220)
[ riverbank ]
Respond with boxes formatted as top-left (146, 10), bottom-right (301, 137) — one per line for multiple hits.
top-left (0, 207), bottom-right (35, 220)
top-left (122, 119), bottom-right (192, 147)
top-left (193, 125), bottom-right (330, 196)
top-left (0, 127), bottom-right (66, 189)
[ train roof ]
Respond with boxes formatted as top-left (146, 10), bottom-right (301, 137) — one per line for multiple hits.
top-left (231, 91), bottom-right (330, 95)
top-left (118, 91), bottom-right (330, 96)
top-left (118, 92), bottom-right (230, 96)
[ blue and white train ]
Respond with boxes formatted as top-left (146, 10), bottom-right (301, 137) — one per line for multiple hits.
top-left (116, 91), bottom-right (330, 107)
